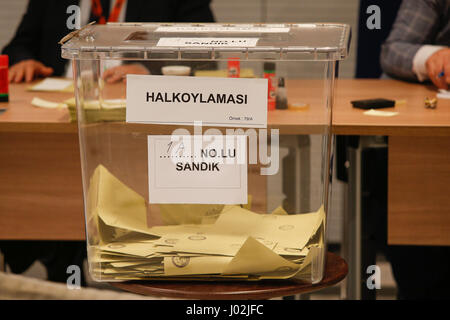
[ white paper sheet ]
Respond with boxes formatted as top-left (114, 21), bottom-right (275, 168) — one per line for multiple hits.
top-left (363, 109), bottom-right (398, 117)
top-left (148, 135), bottom-right (248, 204)
top-left (29, 78), bottom-right (73, 92)
top-left (437, 89), bottom-right (450, 99)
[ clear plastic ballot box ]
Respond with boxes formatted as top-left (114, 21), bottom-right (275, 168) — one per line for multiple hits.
top-left (61, 23), bottom-right (350, 283)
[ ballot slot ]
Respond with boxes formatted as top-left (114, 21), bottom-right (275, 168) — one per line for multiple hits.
top-left (61, 22), bottom-right (350, 283)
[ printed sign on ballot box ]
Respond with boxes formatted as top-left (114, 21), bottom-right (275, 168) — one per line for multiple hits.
top-left (148, 135), bottom-right (247, 204)
top-left (126, 74), bottom-right (267, 128)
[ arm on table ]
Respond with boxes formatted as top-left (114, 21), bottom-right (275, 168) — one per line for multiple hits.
top-left (380, 0), bottom-right (445, 82)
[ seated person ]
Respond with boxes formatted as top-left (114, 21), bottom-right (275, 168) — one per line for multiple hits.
top-left (3, 0), bottom-right (215, 83)
top-left (380, 0), bottom-right (449, 89)
top-left (379, 0), bottom-right (450, 299)
top-left (0, 0), bottom-right (214, 285)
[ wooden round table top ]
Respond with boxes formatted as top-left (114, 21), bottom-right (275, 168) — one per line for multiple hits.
top-left (110, 252), bottom-right (347, 300)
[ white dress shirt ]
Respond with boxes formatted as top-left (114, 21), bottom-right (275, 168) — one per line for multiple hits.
top-left (412, 45), bottom-right (447, 82)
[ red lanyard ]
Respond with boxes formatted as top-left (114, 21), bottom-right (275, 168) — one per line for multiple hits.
top-left (91, 0), bottom-right (125, 24)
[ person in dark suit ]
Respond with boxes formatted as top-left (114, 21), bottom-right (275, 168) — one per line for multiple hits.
top-left (3, 0), bottom-right (215, 83)
top-left (380, 0), bottom-right (449, 89)
top-left (0, 0), bottom-right (214, 286)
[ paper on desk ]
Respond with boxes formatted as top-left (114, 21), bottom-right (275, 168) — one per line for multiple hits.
top-left (64, 97), bottom-right (126, 109)
top-left (86, 165), bottom-right (326, 280)
top-left (91, 254), bottom-right (145, 264)
top-left (154, 232), bottom-right (248, 256)
top-left (31, 97), bottom-right (67, 109)
top-left (95, 242), bottom-right (160, 257)
top-left (28, 78), bottom-right (73, 92)
top-left (101, 99), bottom-right (126, 109)
top-left (437, 89), bottom-right (450, 99)
top-left (146, 224), bottom-right (217, 238)
top-left (158, 204), bottom-right (225, 225)
top-left (363, 109), bottom-right (398, 117)
top-left (271, 206), bottom-right (288, 215)
top-left (157, 196), bottom-right (251, 226)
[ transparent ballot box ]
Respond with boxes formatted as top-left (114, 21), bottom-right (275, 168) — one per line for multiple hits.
top-left (61, 23), bottom-right (350, 283)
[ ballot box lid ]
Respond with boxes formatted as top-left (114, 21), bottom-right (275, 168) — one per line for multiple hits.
top-left (61, 22), bottom-right (351, 61)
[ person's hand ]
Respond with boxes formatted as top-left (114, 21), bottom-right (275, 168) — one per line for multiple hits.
top-left (102, 63), bottom-right (149, 83)
top-left (8, 59), bottom-right (54, 83)
top-left (425, 48), bottom-right (450, 90)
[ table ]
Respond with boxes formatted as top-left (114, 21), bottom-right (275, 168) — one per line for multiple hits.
top-left (1, 78), bottom-right (449, 301)
top-left (334, 80), bottom-right (450, 300)
top-left (0, 84), bottom-right (81, 240)
top-left (1, 79), bottom-right (448, 243)
top-left (110, 252), bottom-right (347, 300)
top-left (331, 80), bottom-right (450, 246)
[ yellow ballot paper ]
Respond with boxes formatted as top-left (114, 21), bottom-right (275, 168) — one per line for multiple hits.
top-left (158, 195), bottom-right (251, 226)
top-left (146, 223), bottom-right (215, 237)
top-left (111, 259), bottom-right (163, 268)
top-left (222, 237), bottom-right (301, 278)
top-left (64, 97), bottom-right (126, 122)
top-left (158, 204), bottom-right (224, 225)
top-left (31, 97), bottom-right (68, 109)
top-left (65, 97), bottom-right (126, 109)
top-left (242, 194), bottom-right (253, 210)
top-left (271, 206), bottom-right (288, 215)
top-left (290, 246), bottom-right (323, 281)
top-left (273, 245), bottom-right (309, 257)
top-left (88, 165), bottom-right (149, 235)
top-left (95, 242), bottom-right (160, 257)
top-left (28, 78), bottom-right (74, 92)
top-left (164, 256), bottom-right (233, 276)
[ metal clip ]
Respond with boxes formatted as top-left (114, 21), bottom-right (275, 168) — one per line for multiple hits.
top-left (59, 21), bottom-right (96, 45)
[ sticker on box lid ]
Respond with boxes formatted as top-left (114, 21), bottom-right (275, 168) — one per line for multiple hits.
top-left (155, 26), bottom-right (290, 33)
top-left (148, 135), bottom-right (247, 204)
top-left (156, 37), bottom-right (259, 47)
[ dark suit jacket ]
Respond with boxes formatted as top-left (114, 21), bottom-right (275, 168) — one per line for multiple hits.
top-left (2, 0), bottom-right (215, 75)
top-left (0, 0), bottom-right (214, 281)
top-left (380, 0), bottom-right (450, 81)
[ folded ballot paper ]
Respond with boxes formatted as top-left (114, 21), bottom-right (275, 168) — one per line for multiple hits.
top-left (87, 165), bottom-right (325, 281)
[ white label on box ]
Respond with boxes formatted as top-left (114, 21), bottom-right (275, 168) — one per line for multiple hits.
top-left (155, 26), bottom-right (290, 33)
top-left (156, 37), bottom-right (259, 47)
top-left (148, 135), bottom-right (247, 204)
top-left (126, 74), bottom-right (267, 128)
